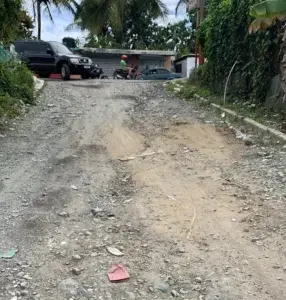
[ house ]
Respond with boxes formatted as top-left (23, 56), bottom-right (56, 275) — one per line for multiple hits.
top-left (78, 48), bottom-right (175, 77)
top-left (174, 54), bottom-right (196, 78)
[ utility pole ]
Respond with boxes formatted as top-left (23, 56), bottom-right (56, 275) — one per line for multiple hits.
top-left (188, 0), bottom-right (205, 67)
top-left (198, 0), bottom-right (205, 65)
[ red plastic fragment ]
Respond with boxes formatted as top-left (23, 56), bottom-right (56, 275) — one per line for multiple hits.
top-left (108, 264), bottom-right (130, 282)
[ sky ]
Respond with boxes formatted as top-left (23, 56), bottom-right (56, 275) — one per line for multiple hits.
top-left (24, 0), bottom-right (187, 44)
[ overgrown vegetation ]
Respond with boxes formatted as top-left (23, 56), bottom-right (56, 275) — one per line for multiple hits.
top-left (195, 0), bottom-right (282, 104)
top-left (0, 0), bottom-right (35, 120)
top-left (0, 61), bottom-right (35, 118)
top-left (168, 78), bottom-right (285, 131)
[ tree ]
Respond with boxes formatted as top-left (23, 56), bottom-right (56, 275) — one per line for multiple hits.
top-left (85, 18), bottom-right (195, 55)
top-left (62, 37), bottom-right (79, 49)
top-left (68, 0), bottom-right (168, 36)
top-left (0, 0), bottom-right (34, 43)
top-left (175, 0), bottom-right (188, 15)
top-left (30, 0), bottom-right (78, 40)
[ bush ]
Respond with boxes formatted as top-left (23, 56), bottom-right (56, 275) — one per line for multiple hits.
top-left (0, 60), bottom-right (35, 118)
top-left (196, 0), bottom-right (281, 104)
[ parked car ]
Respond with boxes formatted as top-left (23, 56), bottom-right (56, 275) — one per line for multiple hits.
top-left (142, 68), bottom-right (182, 80)
top-left (13, 40), bottom-right (95, 80)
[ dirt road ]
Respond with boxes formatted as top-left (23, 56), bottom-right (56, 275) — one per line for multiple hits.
top-left (0, 80), bottom-right (285, 300)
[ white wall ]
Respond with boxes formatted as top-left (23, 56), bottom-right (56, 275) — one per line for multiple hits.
top-left (186, 57), bottom-right (196, 77)
top-left (175, 57), bottom-right (196, 78)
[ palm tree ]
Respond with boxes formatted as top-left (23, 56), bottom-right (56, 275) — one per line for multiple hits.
top-left (31, 0), bottom-right (78, 40)
top-left (175, 0), bottom-right (188, 15)
top-left (67, 0), bottom-right (168, 35)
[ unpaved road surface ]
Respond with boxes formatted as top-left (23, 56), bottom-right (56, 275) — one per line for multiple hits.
top-left (0, 80), bottom-right (286, 300)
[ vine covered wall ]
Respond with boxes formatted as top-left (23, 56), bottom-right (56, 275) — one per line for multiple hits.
top-left (197, 0), bottom-right (281, 104)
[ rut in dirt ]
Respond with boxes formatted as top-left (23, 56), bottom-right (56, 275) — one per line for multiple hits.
top-left (0, 80), bottom-right (285, 300)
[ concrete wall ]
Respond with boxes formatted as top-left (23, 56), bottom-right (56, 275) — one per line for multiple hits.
top-left (175, 57), bottom-right (196, 77)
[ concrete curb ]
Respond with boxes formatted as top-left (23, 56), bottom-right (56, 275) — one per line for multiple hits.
top-left (194, 94), bottom-right (286, 144)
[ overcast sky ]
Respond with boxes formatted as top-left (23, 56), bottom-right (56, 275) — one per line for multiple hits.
top-left (24, 0), bottom-right (187, 44)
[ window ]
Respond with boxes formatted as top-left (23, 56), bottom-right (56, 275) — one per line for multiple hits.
top-left (149, 69), bottom-right (157, 74)
top-left (157, 68), bottom-right (170, 74)
top-left (175, 64), bottom-right (182, 73)
top-left (49, 42), bottom-right (73, 55)
top-left (14, 42), bottom-right (48, 54)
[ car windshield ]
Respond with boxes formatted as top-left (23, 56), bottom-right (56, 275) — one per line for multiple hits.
top-left (49, 42), bottom-right (73, 54)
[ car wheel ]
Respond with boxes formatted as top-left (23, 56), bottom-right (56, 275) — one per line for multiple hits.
top-left (61, 64), bottom-right (70, 80)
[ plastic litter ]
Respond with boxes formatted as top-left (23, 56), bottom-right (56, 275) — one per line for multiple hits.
top-left (0, 249), bottom-right (17, 259)
top-left (107, 264), bottom-right (129, 282)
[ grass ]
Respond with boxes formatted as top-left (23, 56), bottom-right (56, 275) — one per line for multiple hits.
top-left (166, 80), bottom-right (285, 132)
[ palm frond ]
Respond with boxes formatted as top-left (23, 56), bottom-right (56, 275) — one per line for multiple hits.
top-left (175, 0), bottom-right (187, 16)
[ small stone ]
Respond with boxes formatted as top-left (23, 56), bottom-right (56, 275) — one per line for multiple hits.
top-left (17, 272), bottom-right (25, 278)
top-left (23, 274), bottom-right (32, 280)
top-left (178, 248), bottom-right (186, 253)
top-left (72, 255), bottom-right (82, 261)
top-left (58, 212), bottom-right (68, 217)
top-left (84, 231), bottom-right (92, 236)
top-left (20, 281), bottom-right (28, 289)
top-left (231, 218), bottom-right (237, 222)
top-left (154, 281), bottom-right (169, 293)
top-left (180, 288), bottom-right (188, 294)
top-left (47, 103), bottom-right (55, 107)
top-left (20, 290), bottom-right (29, 296)
top-left (251, 237), bottom-right (260, 242)
top-left (244, 138), bottom-right (254, 146)
top-left (171, 290), bottom-right (179, 297)
top-left (71, 268), bottom-right (81, 275)
top-left (195, 277), bottom-right (202, 283)
top-left (149, 287), bottom-right (154, 292)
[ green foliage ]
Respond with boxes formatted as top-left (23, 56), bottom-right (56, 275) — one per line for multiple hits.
top-left (85, 19), bottom-right (195, 54)
top-left (196, 0), bottom-right (281, 104)
top-left (0, 61), bottom-right (35, 118)
top-left (0, 0), bottom-right (33, 43)
top-left (72, 0), bottom-right (167, 35)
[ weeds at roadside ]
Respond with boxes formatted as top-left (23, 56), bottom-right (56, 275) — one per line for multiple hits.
top-left (166, 80), bottom-right (285, 132)
top-left (0, 61), bottom-right (35, 120)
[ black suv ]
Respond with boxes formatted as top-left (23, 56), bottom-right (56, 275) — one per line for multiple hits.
top-left (13, 40), bottom-right (94, 80)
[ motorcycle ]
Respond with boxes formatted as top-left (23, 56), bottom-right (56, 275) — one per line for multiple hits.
top-left (91, 65), bottom-right (109, 79)
top-left (113, 66), bottom-right (142, 80)
top-left (113, 68), bottom-right (129, 80)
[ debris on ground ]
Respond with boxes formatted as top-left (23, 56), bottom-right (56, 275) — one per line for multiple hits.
top-left (90, 207), bottom-right (115, 219)
top-left (106, 246), bottom-right (124, 256)
top-left (107, 264), bottom-right (130, 282)
top-left (0, 248), bottom-right (17, 259)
